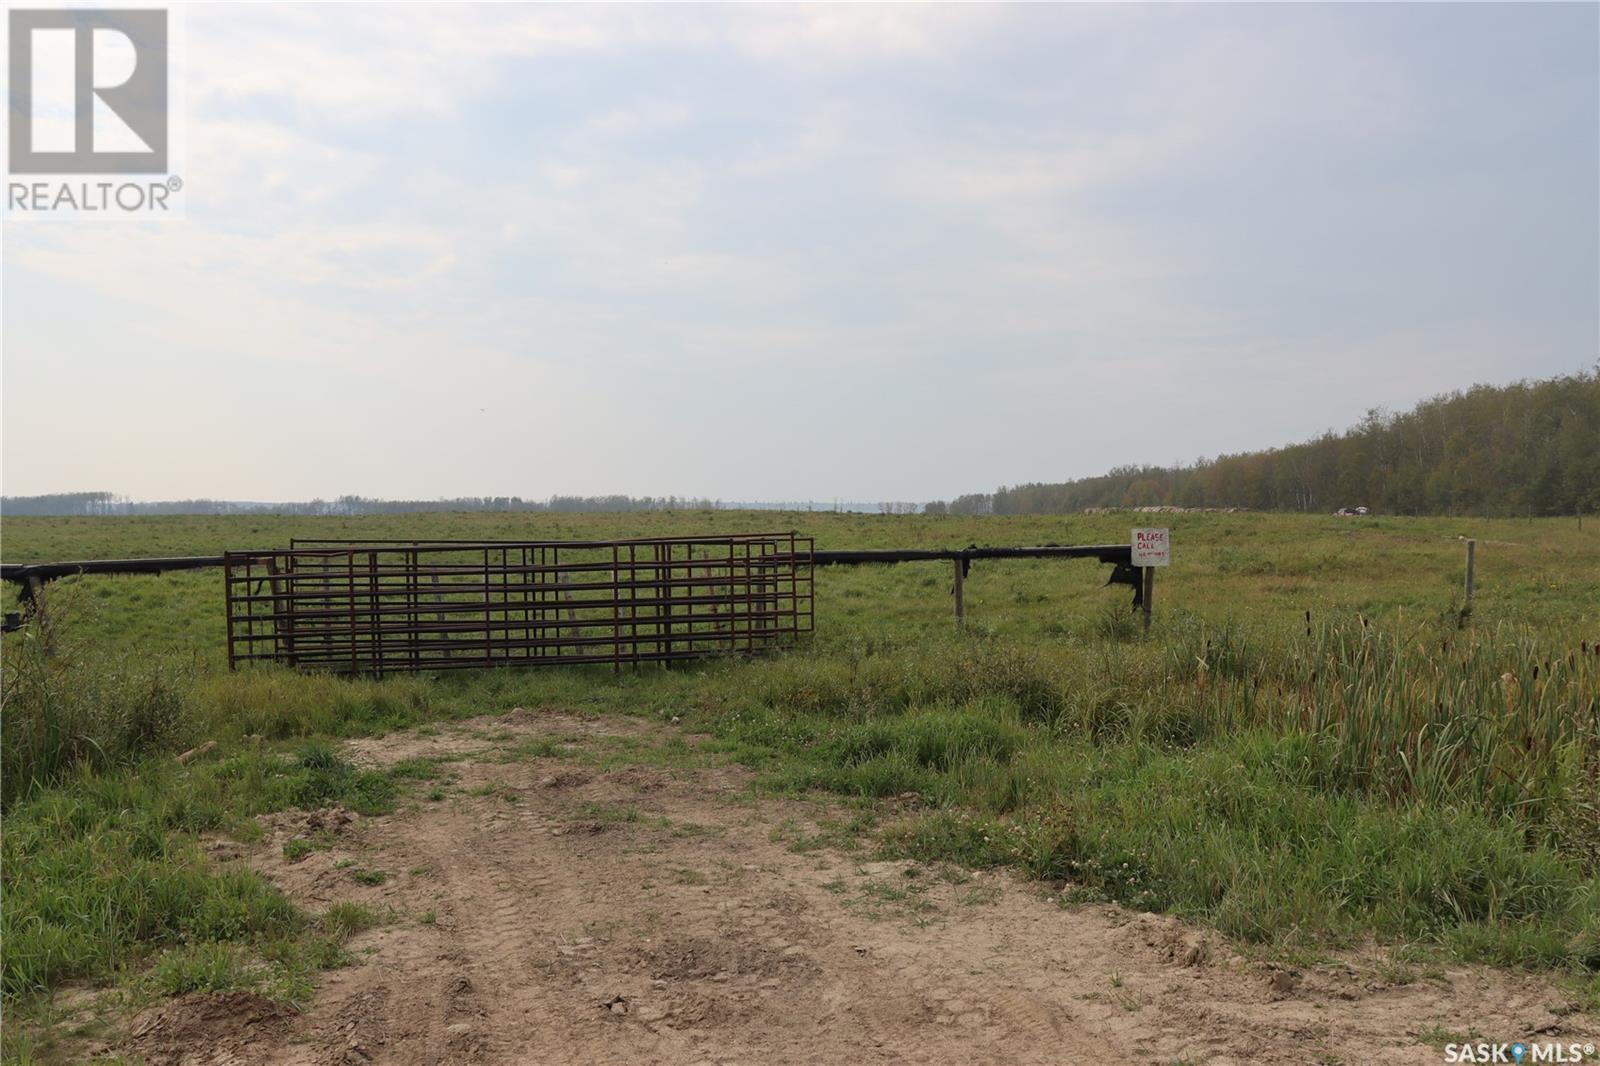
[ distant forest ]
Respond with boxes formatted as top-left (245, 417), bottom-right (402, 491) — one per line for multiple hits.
top-left (0, 494), bottom-right (726, 517)
top-left (927, 369), bottom-right (1599, 517)
top-left (0, 494), bottom-right (904, 517)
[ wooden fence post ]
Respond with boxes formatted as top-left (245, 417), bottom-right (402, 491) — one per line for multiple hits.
top-left (1464, 539), bottom-right (1475, 609)
top-left (26, 576), bottom-right (54, 657)
top-left (952, 557), bottom-right (965, 629)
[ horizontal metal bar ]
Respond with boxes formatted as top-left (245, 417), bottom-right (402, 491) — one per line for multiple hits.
top-left (813, 544), bottom-right (1132, 565)
top-left (4, 543), bottom-right (1130, 585)
top-left (227, 628), bottom-right (810, 660)
top-left (223, 576), bottom-right (808, 606)
top-left (226, 606), bottom-right (805, 640)
top-left (2, 556), bottom-right (228, 582)
top-left (233, 646), bottom-right (776, 672)
top-left (288, 532), bottom-right (801, 549)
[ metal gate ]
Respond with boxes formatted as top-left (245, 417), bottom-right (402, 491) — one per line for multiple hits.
top-left (224, 533), bottom-right (813, 675)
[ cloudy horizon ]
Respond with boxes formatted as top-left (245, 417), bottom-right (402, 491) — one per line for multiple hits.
top-left (4, 2), bottom-right (1596, 503)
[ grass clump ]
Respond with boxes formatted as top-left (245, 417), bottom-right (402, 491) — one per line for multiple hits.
top-left (282, 836), bottom-right (331, 862)
top-left (133, 902), bottom-right (385, 1009)
top-left (266, 741), bottom-right (396, 816)
top-left (0, 736), bottom-right (407, 1007)
top-left (0, 767), bottom-right (297, 1000)
top-left (0, 621), bottom-right (197, 808)
top-left (321, 902), bottom-right (383, 939)
top-left (145, 942), bottom-right (249, 998)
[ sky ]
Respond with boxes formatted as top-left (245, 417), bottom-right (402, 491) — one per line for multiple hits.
top-left (3, 2), bottom-right (1597, 503)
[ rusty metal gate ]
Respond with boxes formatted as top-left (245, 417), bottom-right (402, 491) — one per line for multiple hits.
top-left (224, 533), bottom-right (813, 675)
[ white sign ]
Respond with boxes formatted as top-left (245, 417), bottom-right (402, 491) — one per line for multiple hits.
top-left (1131, 528), bottom-right (1170, 567)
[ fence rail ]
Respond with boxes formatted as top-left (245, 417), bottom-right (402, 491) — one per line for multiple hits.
top-left (1, 542), bottom-right (1134, 584)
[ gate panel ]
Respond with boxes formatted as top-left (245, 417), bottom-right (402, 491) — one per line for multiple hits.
top-left (224, 534), bottom-right (812, 675)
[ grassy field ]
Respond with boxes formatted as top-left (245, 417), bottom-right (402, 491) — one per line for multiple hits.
top-left (2, 510), bottom-right (1598, 1058)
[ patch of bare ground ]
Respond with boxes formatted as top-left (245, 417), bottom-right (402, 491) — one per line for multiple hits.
top-left (124, 991), bottom-right (292, 1065)
top-left (125, 708), bottom-right (1598, 1065)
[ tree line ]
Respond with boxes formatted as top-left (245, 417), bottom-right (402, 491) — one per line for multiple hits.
top-left (924, 369), bottom-right (1599, 516)
top-left (0, 493), bottom-right (899, 517)
top-left (0, 493), bottom-right (725, 517)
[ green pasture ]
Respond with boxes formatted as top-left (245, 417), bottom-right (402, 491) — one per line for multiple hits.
top-left (3, 510), bottom-right (1594, 656)
top-left (2, 510), bottom-right (1597, 1060)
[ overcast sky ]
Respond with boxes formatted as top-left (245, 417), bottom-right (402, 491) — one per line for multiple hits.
top-left (3, 2), bottom-right (1596, 503)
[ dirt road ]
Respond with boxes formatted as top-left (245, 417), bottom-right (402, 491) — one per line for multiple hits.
top-left (125, 709), bottom-right (1595, 1065)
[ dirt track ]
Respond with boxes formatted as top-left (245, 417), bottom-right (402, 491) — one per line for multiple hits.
top-left (125, 709), bottom-right (1595, 1065)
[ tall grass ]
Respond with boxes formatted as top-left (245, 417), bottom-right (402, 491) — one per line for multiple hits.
top-left (722, 615), bottom-right (1599, 835)
top-left (1, 625), bottom-right (198, 808)
top-left (1161, 616), bottom-right (1600, 829)
top-left (0, 598), bottom-right (438, 810)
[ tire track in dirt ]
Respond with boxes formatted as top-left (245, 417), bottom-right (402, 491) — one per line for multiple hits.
top-left (130, 709), bottom-right (1598, 1066)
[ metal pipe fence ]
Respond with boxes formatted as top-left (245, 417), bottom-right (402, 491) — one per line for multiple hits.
top-left (223, 533), bottom-right (813, 675)
top-left (4, 536), bottom-right (1137, 659)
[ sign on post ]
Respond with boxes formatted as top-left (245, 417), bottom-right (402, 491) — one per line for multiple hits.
top-left (1131, 528), bottom-right (1168, 637)
top-left (1131, 528), bottom-right (1170, 567)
